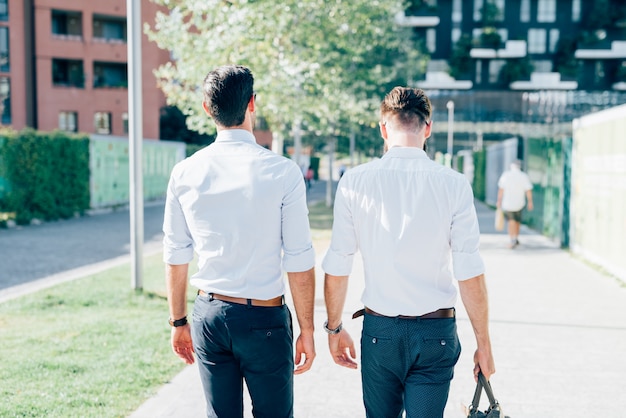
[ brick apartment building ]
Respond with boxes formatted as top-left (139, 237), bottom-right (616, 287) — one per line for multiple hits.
top-left (0, 0), bottom-right (169, 139)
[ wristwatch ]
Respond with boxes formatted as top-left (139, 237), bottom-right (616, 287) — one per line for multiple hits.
top-left (168, 316), bottom-right (188, 327)
top-left (323, 320), bottom-right (343, 335)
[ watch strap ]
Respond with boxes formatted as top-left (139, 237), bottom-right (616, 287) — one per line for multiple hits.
top-left (169, 316), bottom-right (188, 327)
top-left (323, 320), bottom-right (343, 335)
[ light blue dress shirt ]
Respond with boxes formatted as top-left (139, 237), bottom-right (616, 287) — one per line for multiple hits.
top-left (322, 147), bottom-right (485, 316)
top-left (163, 129), bottom-right (315, 299)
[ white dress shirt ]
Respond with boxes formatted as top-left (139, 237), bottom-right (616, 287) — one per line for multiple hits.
top-left (498, 166), bottom-right (533, 212)
top-left (322, 147), bottom-right (484, 316)
top-left (163, 129), bottom-right (315, 299)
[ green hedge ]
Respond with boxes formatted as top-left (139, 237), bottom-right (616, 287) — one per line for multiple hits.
top-left (0, 129), bottom-right (90, 225)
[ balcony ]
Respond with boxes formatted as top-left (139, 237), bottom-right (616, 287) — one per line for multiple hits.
top-left (394, 12), bottom-right (439, 28)
top-left (416, 72), bottom-right (473, 90)
top-left (471, 40), bottom-right (527, 59)
top-left (509, 72), bottom-right (578, 90)
top-left (575, 41), bottom-right (626, 59)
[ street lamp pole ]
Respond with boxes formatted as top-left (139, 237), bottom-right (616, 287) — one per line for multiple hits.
top-left (127, 0), bottom-right (144, 290)
top-left (446, 100), bottom-right (455, 168)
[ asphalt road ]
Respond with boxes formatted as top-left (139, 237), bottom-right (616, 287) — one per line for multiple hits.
top-left (0, 179), bottom-right (329, 291)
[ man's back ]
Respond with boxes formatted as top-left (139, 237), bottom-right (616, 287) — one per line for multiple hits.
top-left (327, 147), bottom-right (483, 316)
top-left (498, 167), bottom-right (532, 211)
top-left (164, 130), bottom-right (311, 299)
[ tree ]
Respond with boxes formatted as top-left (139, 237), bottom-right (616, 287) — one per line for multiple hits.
top-left (145, 0), bottom-right (422, 145)
top-left (449, 34), bottom-right (473, 79)
top-left (159, 106), bottom-right (215, 145)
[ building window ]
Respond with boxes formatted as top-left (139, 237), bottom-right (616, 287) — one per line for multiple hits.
top-left (474, 0), bottom-right (504, 22)
top-left (533, 60), bottom-right (552, 72)
top-left (476, 61), bottom-right (482, 84)
top-left (122, 112), bottom-right (129, 134)
top-left (572, 0), bottom-right (581, 22)
top-left (549, 29), bottom-right (560, 53)
top-left (520, 0), bottom-right (530, 22)
top-left (93, 62), bottom-right (128, 88)
top-left (59, 111), bottom-right (78, 132)
top-left (51, 10), bottom-right (82, 37)
top-left (452, 0), bottom-right (462, 23)
top-left (537, 0), bottom-right (556, 23)
top-left (426, 29), bottom-right (436, 53)
top-left (473, 0), bottom-right (483, 21)
top-left (595, 61), bottom-right (605, 85)
top-left (528, 29), bottom-right (547, 54)
top-left (94, 112), bottom-right (112, 134)
top-left (0, 0), bottom-right (7, 21)
top-left (489, 60), bottom-right (505, 83)
top-left (93, 15), bottom-right (127, 42)
top-left (0, 76), bottom-right (10, 124)
top-left (451, 28), bottom-right (462, 44)
top-left (0, 27), bottom-right (8, 72)
top-left (52, 59), bottom-right (84, 88)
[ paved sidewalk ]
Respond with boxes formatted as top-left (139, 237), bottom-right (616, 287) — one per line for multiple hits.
top-left (129, 201), bottom-right (626, 417)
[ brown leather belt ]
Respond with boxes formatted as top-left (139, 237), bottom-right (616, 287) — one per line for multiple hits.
top-left (198, 290), bottom-right (284, 307)
top-left (352, 307), bottom-right (455, 320)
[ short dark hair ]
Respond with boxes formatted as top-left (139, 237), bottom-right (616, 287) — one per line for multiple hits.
top-left (380, 87), bottom-right (432, 130)
top-left (203, 65), bottom-right (254, 127)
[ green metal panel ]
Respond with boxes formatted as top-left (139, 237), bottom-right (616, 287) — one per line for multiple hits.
top-left (90, 136), bottom-right (185, 209)
top-left (524, 137), bottom-right (565, 241)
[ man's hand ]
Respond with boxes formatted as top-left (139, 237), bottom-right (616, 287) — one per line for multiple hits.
top-left (294, 331), bottom-right (315, 375)
top-left (171, 324), bottom-right (195, 365)
top-left (473, 346), bottom-right (495, 382)
top-left (328, 329), bottom-right (358, 369)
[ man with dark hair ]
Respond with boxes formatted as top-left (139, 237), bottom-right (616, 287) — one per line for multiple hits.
top-left (163, 65), bottom-right (316, 418)
top-left (323, 86), bottom-right (495, 417)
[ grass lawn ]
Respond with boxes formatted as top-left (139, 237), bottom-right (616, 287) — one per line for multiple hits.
top-left (0, 202), bottom-right (334, 417)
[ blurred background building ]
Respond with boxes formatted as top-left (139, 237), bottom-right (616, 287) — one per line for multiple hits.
top-left (402, 0), bottom-right (626, 152)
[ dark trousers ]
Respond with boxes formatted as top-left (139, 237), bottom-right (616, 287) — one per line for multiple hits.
top-left (361, 313), bottom-right (461, 418)
top-left (191, 294), bottom-right (294, 418)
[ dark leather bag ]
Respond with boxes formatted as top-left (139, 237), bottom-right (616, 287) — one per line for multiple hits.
top-left (467, 372), bottom-right (510, 418)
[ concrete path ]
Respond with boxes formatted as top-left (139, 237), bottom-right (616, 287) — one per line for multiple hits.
top-left (128, 200), bottom-right (626, 417)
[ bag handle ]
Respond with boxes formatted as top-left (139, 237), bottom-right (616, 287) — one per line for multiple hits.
top-left (478, 372), bottom-right (498, 407)
top-left (469, 372), bottom-right (499, 412)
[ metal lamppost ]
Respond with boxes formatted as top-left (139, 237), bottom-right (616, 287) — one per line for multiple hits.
top-left (446, 100), bottom-right (455, 168)
top-left (127, 0), bottom-right (144, 290)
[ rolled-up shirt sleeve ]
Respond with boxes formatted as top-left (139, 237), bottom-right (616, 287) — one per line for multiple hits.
top-left (163, 173), bottom-right (194, 265)
top-left (322, 177), bottom-right (358, 276)
top-left (281, 165), bottom-right (315, 272)
top-left (450, 181), bottom-right (485, 280)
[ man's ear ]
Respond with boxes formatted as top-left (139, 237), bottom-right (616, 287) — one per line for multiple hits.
top-left (424, 121), bottom-right (432, 139)
top-left (379, 122), bottom-right (388, 140)
top-left (202, 101), bottom-right (212, 116)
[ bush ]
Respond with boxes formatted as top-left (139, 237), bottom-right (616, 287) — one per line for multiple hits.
top-left (0, 129), bottom-right (90, 224)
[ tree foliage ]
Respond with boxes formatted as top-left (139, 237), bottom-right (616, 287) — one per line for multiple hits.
top-left (145, 0), bottom-right (423, 144)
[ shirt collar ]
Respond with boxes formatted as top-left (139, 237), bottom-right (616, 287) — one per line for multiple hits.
top-left (215, 129), bottom-right (257, 144)
top-left (382, 146), bottom-right (429, 159)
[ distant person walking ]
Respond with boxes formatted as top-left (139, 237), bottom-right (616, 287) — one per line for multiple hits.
top-left (497, 160), bottom-right (534, 248)
top-left (322, 86), bottom-right (495, 418)
top-left (305, 166), bottom-right (314, 189)
top-left (162, 65), bottom-right (316, 418)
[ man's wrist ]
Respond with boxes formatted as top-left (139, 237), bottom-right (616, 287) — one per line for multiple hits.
top-left (168, 316), bottom-right (188, 327)
top-left (323, 320), bottom-right (343, 334)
